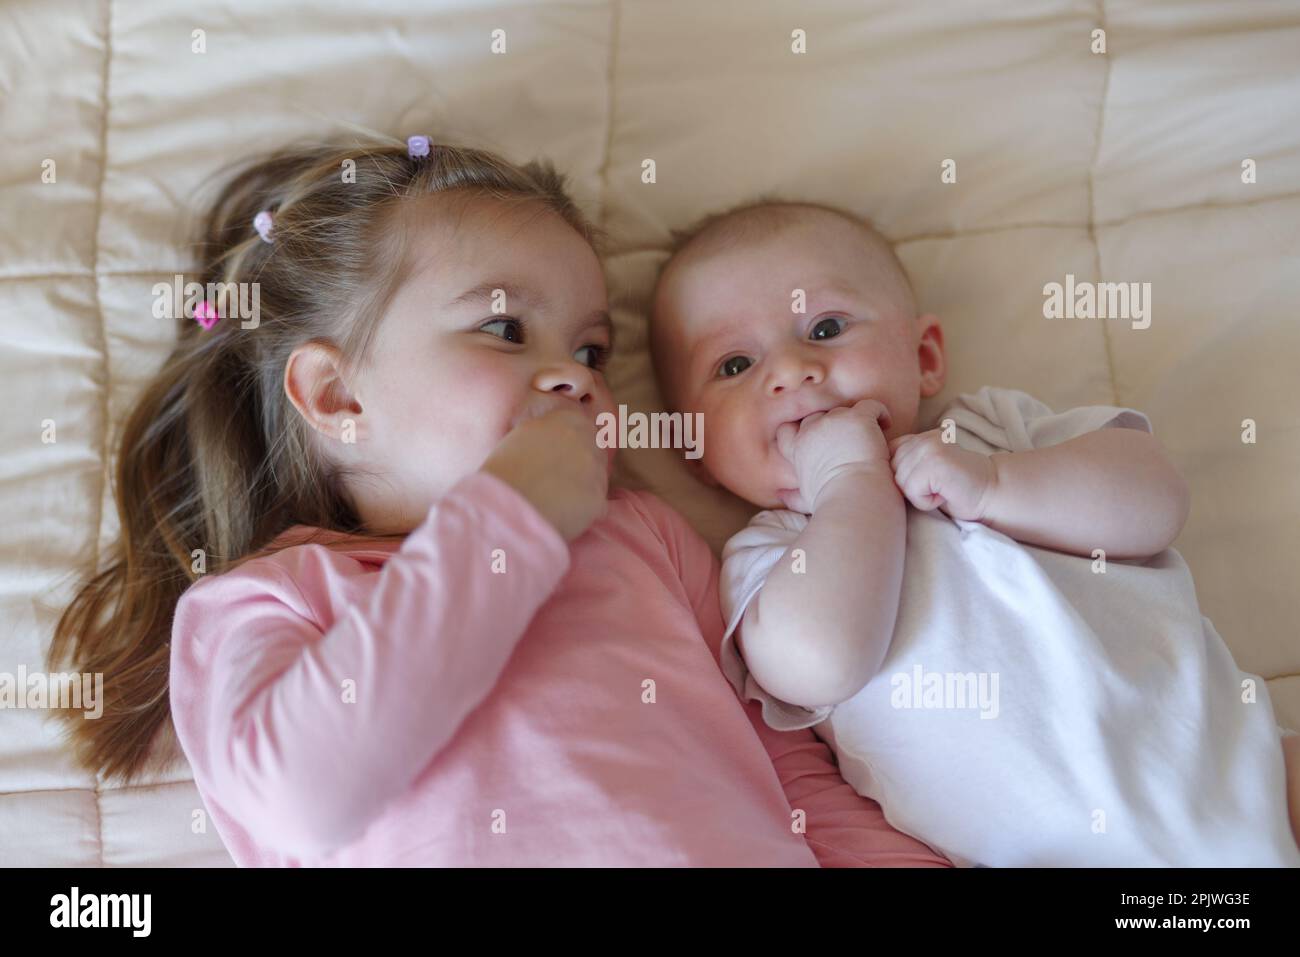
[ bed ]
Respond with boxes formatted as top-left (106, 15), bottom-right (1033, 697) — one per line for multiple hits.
top-left (2, 0), bottom-right (1297, 866)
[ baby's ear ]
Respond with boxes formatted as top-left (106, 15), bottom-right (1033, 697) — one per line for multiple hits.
top-left (916, 313), bottom-right (946, 398)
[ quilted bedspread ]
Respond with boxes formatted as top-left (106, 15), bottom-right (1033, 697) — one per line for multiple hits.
top-left (2, 0), bottom-right (1298, 865)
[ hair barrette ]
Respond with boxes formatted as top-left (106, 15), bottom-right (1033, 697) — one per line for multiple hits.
top-left (193, 301), bottom-right (221, 330)
top-left (252, 209), bottom-right (274, 243)
top-left (407, 135), bottom-right (432, 160)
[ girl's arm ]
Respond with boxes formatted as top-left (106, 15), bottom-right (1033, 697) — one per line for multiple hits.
top-left (738, 698), bottom-right (951, 867)
top-left (172, 470), bottom-right (570, 857)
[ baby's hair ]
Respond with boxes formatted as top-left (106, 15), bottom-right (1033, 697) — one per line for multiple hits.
top-left (47, 135), bottom-right (602, 785)
top-left (659, 195), bottom-right (912, 302)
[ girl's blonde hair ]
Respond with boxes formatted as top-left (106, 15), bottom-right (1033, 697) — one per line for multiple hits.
top-left (47, 135), bottom-right (603, 785)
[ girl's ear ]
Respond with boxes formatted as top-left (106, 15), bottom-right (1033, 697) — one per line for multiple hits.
top-left (916, 314), bottom-right (946, 398)
top-left (284, 341), bottom-right (364, 440)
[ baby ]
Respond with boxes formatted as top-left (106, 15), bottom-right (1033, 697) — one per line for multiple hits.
top-left (649, 200), bottom-right (1300, 867)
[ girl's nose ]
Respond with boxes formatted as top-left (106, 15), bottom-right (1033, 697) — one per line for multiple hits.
top-left (765, 348), bottom-right (826, 395)
top-left (534, 362), bottom-right (596, 405)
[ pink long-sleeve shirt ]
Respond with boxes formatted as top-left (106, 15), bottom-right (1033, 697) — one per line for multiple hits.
top-left (169, 470), bottom-right (949, 867)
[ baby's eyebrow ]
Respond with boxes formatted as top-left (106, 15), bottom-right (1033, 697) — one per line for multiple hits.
top-left (690, 320), bottom-right (745, 368)
top-left (687, 288), bottom-right (866, 369)
top-left (691, 321), bottom-right (743, 356)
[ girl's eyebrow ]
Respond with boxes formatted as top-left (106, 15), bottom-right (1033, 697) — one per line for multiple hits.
top-left (444, 280), bottom-right (547, 311)
top-left (445, 278), bottom-right (613, 346)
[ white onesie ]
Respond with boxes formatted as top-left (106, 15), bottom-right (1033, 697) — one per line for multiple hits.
top-left (719, 386), bottom-right (1300, 867)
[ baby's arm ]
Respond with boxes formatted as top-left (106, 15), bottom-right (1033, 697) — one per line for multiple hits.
top-left (741, 399), bottom-right (905, 708)
top-left (657, 499), bottom-right (948, 867)
top-left (742, 469), bottom-right (905, 707)
top-left (891, 425), bottom-right (1189, 560)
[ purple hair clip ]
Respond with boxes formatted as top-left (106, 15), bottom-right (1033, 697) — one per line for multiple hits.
top-left (252, 210), bottom-right (274, 243)
top-left (407, 135), bottom-right (432, 160)
top-left (193, 301), bottom-right (220, 330)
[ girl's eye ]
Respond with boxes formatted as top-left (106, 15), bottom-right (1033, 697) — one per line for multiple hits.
top-left (810, 316), bottom-right (846, 340)
top-left (480, 317), bottom-right (524, 343)
top-left (575, 344), bottom-right (610, 370)
top-left (718, 355), bottom-right (753, 378)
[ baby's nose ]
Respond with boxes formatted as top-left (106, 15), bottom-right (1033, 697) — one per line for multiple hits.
top-left (766, 352), bottom-right (825, 394)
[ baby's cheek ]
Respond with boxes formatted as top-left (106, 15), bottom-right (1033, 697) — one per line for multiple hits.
top-left (708, 418), bottom-right (762, 486)
top-left (694, 414), bottom-right (732, 477)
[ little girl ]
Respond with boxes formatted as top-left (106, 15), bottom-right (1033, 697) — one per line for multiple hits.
top-left (47, 136), bottom-right (949, 867)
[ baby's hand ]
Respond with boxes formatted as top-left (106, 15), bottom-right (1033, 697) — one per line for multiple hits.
top-left (481, 404), bottom-right (609, 541)
top-left (888, 429), bottom-right (997, 521)
top-left (775, 398), bottom-right (893, 513)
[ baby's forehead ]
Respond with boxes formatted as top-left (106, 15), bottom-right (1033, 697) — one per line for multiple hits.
top-left (672, 204), bottom-right (895, 287)
top-left (659, 216), bottom-right (893, 331)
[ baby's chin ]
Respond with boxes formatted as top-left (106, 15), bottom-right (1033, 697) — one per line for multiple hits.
top-left (731, 472), bottom-right (792, 512)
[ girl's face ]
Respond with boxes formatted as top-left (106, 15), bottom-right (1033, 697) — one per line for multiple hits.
top-left (294, 194), bottom-right (615, 534)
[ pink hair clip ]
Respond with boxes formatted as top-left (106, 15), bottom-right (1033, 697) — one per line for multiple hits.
top-left (193, 301), bottom-right (221, 330)
top-left (407, 135), bottom-right (432, 159)
top-left (252, 209), bottom-right (274, 243)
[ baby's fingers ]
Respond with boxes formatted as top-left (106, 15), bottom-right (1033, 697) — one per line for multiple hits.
top-left (851, 398), bottom-right (892, 432)
top-left (890, 433), bottom-right (929, 479)
top-left (895, 464), bottom-right (945, 512)
top-left (776, 487), bottom-right (812, 514)
top-left (775, 421), bottom-right (799, 462)
top-left (888, 432), bottom-right (919, 456)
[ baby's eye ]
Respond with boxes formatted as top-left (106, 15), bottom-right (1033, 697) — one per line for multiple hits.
top-left (480, 317), bottom-right (524, 343)
top-left (575, 343), bottom-right (610, 370)
top-left (810, 316), bottom-right (846, 340)
top-left (718, 355), bottom-right (753, 378)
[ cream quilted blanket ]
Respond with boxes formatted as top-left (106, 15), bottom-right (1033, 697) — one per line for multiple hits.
top-left (2, 0), bottom-right (1297, 865)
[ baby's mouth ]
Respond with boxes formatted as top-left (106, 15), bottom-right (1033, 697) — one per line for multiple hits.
top-left (771, 402), bottom-right (893, 457)
top-left (774, 404), bottom-right (837, 441)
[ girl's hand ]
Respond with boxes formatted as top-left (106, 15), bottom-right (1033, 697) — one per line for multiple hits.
top-left (481, 404), bottom-right (609, 542)
top-left (775, 398), bottom-right (893, 513)
top-left (888, 429), bottom-right (997, 521)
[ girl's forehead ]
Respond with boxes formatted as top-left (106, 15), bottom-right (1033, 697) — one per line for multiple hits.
top-left (401, 198), bottom-right (595, 279)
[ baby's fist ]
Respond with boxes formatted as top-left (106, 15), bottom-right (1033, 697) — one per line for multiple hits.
top-left (776, 398), bottom-right (893, 513)
top-left (888, 429), bottom-right (997, 521)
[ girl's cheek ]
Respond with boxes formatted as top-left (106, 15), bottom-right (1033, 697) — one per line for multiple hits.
top-left (458, 356), bottom-right (525, 409)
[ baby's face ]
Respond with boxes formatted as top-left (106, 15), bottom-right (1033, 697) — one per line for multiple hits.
top-left (653, 214), bottom-right (943, 509)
